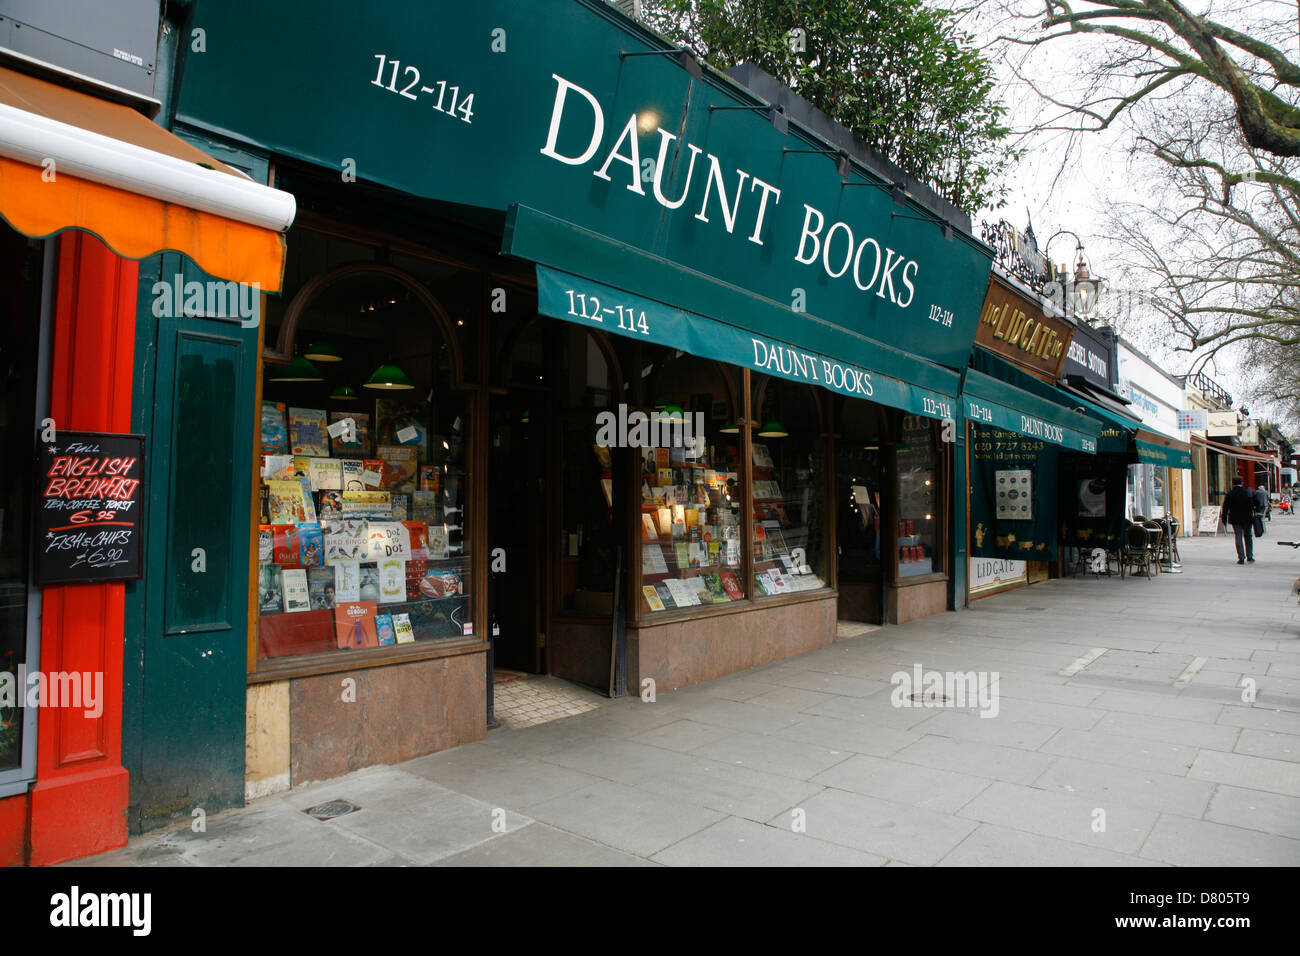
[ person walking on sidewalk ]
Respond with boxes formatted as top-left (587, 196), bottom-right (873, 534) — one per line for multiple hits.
top-left (1222, 476), bottom-right (1257, 564)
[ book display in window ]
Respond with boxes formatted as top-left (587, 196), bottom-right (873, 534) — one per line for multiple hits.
top-left (288, 407), bottom-right (330, 457)
top-left (749, 441), bottom-right (826, 595)
top-left (638, 436), bottom-right (742, 613)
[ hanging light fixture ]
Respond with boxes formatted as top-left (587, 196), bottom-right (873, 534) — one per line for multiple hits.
top-left (269, 355), bottom-right (323, 382)
top-left (758, 420), bottom-right (788, 437)
top-left (661, 403), bottom-right (686, 424)
top-left (304, 341), bottom-right (343, 362)
top-left (363, 361), bottom-right (414, 390)
top-left (330, 384), bottom-right (359, 401)
top-left (719, 422), bottom-right (740, 434)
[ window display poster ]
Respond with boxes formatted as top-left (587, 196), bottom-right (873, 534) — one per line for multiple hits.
top-left (996, 469), bottom-right (1033, 520)
top-left (1078, 477), bottom-right (1107, 518)
top-left (969, 425), bottom-right (1059, 560)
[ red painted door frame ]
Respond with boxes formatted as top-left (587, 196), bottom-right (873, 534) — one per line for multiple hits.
top-left (26, 232), bottom-right (137, 864)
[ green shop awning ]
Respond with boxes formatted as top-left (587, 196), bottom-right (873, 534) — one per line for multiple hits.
top-left (962, 369), bottom-right (1100, 452)
top-left (509, 204), bottom-right (961, 420)
top-left (1135, 432), bottom-right (1194, 469)
top-left (1060, 389), bottom-right (1143, 457)
top-left (961, 348), bottom-right (1101, 452)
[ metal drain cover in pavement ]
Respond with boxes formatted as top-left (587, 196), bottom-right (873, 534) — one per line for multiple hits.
top-left (907, 692), bottom-right (950, 703)
top-left (303, 799), bottom-right (361, 821)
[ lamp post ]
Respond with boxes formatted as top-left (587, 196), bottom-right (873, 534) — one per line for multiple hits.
top-left (1043, 229), bottom-right (1105, 321)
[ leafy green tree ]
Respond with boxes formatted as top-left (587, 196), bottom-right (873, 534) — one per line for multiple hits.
top-left (642, 0), bottom-right (1017, 213)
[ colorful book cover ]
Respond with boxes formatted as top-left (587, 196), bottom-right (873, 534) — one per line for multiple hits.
top-left (655, 582), bottom-right (676, 609)
top-left (292, 456), bottom-right (312, 478)
top-left (297, 477), bottom-right (318, 523)
top-left (427, 524), bottom-right (450, 560)
top-left (324, 521), bottom-right (367, 561)
top-left (389, 493), bottom-right (410, 521)
top-left (308, 457), bottom-right (342, 491)
top-left (329, 410), bottom-right (371, 457)
top-left (258, 564), bottom-right (282, 615)
top-left (271, 524), bottom-right (301, 568)
top-left (689, 541), bottom-right (709, 569)
top-left (267, 480), bottom-right (309, 525)
top-left (375, 613), bottom-right (397, 647)
top-left (281, 568), bottom-right (310, 612)
top-left (259, 484), bottom-right (270, 524)
top-left (418, 465), bottom-right (440, 493)
top-left (719, 569), bottom-right (744, 601)
top-left (402, 521), bottom-right (430, 559)
top-left (378, 444), bottom-right (418, 493)
top-left (361, 458), bottom-right (387, 489)
top-left (411, 491), bottom-right (438, 523)
top-left (297, 522), bottom-right (324, 568)
top-left (378, 557), bottom-right (406, 604)
top-left (673, 542), bottom-right (690, 570)
top-left (288, 407), bottom-right (329, 457)
top-left (641, 513), bottom-right (658, 541)
top-left (260, 401), bottom-right (288, 455)
top-left (642, 584), bottom-right (665, 612)
top-left (316, 490), bottom-right (344, 524)
top-left (701, 572), bottom-right (730, 603)
top-left (404, 558), bottom-right (428, 600)
top-left (308, 565), bottom-right (336, 609)
top-left (754, 572), bottom-right (774, 596)
top-left (328, 558), bottom-right (361, 602)
top-left (392, 613), bottom-right (416, 644)
top-left (375, 398), bottom-right (428, 460)
top-left (341, 458), bottom-right (368, 491)
top-left (333, 601), bottom-right (379, 649)
top-left (342, 490), bottom-right (392, 519)
top-left (769, 568), bottom-right (791, 593)
top-left (367, 521), bottom-right (412, 561)
top-left (257, 525), bottom-right (274, 563)
top-left (418, 568), bottom-right (463, 598)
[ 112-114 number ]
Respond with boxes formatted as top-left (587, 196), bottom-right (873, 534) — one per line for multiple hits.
top-left (565, 291), bottom-right (650, 335)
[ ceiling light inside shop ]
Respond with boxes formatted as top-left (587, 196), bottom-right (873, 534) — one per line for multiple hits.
top-left (364, 362), bottom-right (414, 390)
top-left (270, 355), bottom-right (324, 382)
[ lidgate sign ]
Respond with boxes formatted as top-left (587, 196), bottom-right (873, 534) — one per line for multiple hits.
top-left (36, 431), bottom-right (146, 584)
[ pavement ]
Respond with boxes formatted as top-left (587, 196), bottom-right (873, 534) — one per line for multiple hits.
top-left (73, 519), bottom-right (1300, 867)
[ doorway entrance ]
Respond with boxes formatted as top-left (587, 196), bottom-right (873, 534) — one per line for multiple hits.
top-left (835, 398), bottom-right (887, 624)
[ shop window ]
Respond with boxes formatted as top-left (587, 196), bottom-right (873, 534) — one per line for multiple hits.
top-left (637, 351), bottom-right (745, 612)
top-left (0, 228), bottom-right (42, 771)
top-left (897, 415), bottom-right (942, 577)
top-left (256, 264), bottom-right (471, 661)
top-left (752, 377), bottom-right (829, 594)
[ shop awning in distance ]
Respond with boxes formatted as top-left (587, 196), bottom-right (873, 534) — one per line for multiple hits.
top-left (507, 204), bottom-right (961, 420)
top-left (0, 66), bottom-right (294, 290)
top-left (961, 348), bottom-right (1101, 452)
top-left (1059, 387), bottom-right (1143, 457)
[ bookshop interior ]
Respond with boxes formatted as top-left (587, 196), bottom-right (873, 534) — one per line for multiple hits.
top-left (252, 208), bottom-right (950, 696)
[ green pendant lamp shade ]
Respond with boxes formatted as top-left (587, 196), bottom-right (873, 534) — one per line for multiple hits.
top-left (269, 354), bottom-right (324, 382)
top-left (330, 384), bottom-right (359, 401)
top-left (661, 403), bottom-right (686, 424)
top-left (304, 340), bottom-right (343, 362)
top-left (364, 361), bottom-right (414, 390)
top-left (758, 420), bottom-right (788, 437)
top-left (719, 422), bottom-right (740, 434)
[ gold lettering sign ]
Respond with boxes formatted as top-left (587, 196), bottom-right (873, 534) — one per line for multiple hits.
top-left (977, 276), bottom-right (1073, 379)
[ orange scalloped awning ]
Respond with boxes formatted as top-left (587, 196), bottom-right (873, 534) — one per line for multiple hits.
top-left (0, 154), bottom-right (287, 292)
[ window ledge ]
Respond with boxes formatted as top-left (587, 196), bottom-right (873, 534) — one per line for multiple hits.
top-left (248, 637), bottom-right (487, 684)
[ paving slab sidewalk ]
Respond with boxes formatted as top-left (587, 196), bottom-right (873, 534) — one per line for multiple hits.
top-left (73, 523), bottom-right (1300, 867)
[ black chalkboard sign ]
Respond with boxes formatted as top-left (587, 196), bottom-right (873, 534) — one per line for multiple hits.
top-left (35, 431), bottom-right (146, 584)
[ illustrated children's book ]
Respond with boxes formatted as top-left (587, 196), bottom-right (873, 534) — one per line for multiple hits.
top-left (329, 411), bottom-right (371, 457)
top-left (333, 601), bottom-right (379, 649)
top-left (378, 557), bottom-right (406, 604)
top-left (261, 401), bottom-right (288, 455)
top-left (641, 584), bottom-right (665, 612)
top-left (392, 613), bottom-right (416, 644)
top-left (375, 613), bottom-right (397, 647)
top-left (378, 445), bottom-right (418, 493)
top-left (307, 565), bottom-right (336, 609)
top-left (328, 559), bottom-right (361, 603)
top-left (297, 522), bottom-right (324, 568)
top-left (288, 407), bottom-right (329, 457)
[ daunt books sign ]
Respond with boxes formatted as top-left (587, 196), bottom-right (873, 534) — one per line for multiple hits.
top-left (175, 0), bottom-right (992, 371)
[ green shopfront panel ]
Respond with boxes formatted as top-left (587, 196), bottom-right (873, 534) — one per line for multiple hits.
top-left (123, 253), bottom-right (255, 831)
top-left (173, 0), bottom-right (992, 370)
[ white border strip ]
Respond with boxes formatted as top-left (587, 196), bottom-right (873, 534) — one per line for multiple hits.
top-left (0, 101), bottom-right (295, 232)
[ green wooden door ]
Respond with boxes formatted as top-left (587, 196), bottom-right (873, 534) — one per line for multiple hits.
top-left (122, 252), bottom-right (258, 832)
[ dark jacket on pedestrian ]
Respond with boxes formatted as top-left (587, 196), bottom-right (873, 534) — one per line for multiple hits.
top-left (1222, 486), bottom-right (1256, 526)
top-left (1254, 487), bottom-right (1270, 517)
